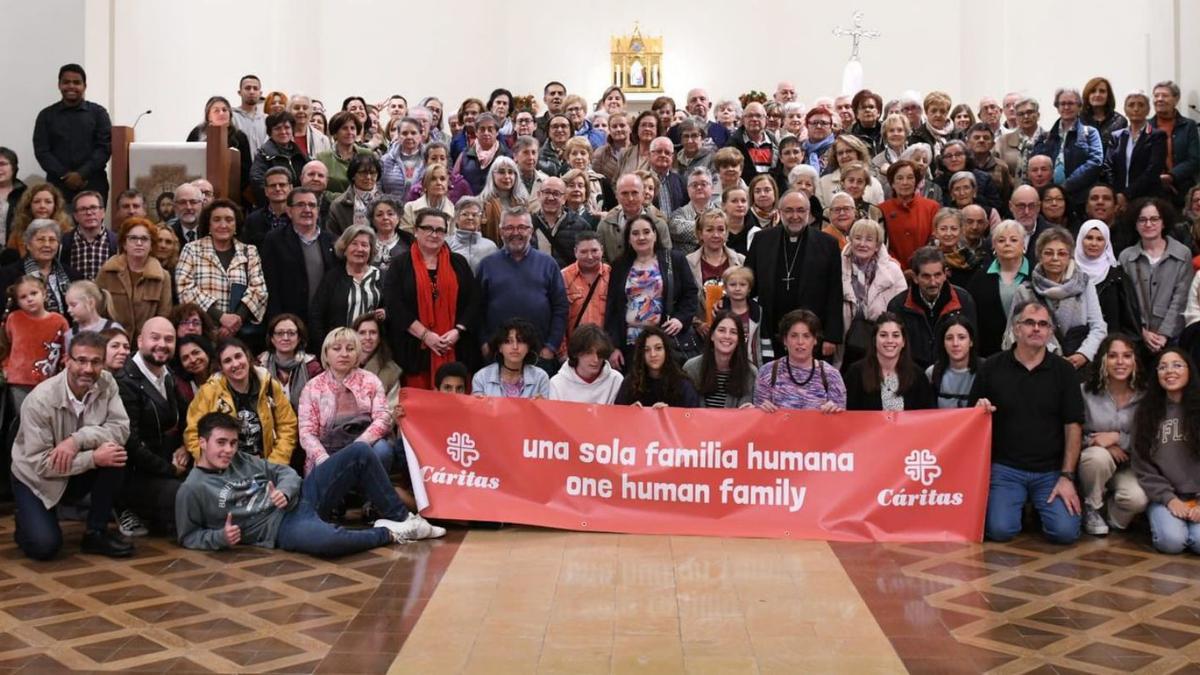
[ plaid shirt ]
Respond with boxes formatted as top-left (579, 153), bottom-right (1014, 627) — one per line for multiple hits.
top-left (67, 230), bottom-right (115, 280)
top-left (175, 237), bottom-right (268, 322)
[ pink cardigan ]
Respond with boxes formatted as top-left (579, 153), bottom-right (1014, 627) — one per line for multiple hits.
top-left (840, 244), bottom-right (908, 335)
top-left (297, 368), bottom-right (392, 475)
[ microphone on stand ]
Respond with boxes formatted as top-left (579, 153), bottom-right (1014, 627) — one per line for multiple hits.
top-left (132, 109), bottom-right (153, 129)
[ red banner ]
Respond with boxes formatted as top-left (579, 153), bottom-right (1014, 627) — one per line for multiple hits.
top-left (400, 389), bottom-right (991, 542)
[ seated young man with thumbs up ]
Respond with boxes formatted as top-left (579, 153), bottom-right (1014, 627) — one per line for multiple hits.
top-left (175, 412), bottom-right (443, 556)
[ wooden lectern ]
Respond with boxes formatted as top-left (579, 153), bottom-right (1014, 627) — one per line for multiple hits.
top-left (110, 125), bottom-right (242, 218)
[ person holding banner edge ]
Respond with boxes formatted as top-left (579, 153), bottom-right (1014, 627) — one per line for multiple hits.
top-left (754, 309), bottom-right (846, 413)
top-left (972, 298), bottom-right (1085, 544)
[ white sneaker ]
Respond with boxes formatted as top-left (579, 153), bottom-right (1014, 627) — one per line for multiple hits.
top-left (1084, 509), bottom-right (1109, 536)
top-left (115, 509), bottom-right (149, 537)
top-left (375, 513), bottom-right (447, 542)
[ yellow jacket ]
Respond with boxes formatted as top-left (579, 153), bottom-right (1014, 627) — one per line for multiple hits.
top-left (186, 367), bottom-right (297, 466)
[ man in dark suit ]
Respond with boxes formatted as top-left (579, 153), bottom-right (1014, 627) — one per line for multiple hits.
top-left (259, 188), bottom-right (336, 350)
top-left (1009, 185), bottom-right (1051, 263)
top-left (648, 137), bottom-right (686, 217)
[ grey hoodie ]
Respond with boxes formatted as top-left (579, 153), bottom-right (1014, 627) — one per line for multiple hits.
top-left (448, 229), bottom-right (498, 272)
top-left (175, 452), bottom-right (301, 550)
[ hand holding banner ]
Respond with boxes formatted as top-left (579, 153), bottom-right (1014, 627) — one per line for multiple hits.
top-left (400, 390), bottom-right (990, 542)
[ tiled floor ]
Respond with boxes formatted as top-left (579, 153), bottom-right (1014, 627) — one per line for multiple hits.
top-left (0, 514), bottom-right (1198, 674)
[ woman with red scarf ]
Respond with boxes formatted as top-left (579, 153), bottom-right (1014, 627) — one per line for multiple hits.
top-left (383, 208), bottom-right (480, 389)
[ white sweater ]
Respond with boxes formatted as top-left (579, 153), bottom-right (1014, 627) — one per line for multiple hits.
top-left (549, 363), bottom-right (624, 405)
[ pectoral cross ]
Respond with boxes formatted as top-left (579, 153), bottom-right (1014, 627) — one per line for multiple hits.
top-left (782, 274), bottom-right (796, 291)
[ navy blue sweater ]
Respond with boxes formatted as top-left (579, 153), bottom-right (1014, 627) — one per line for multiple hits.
top-left (476, 247), bottom-right (569, 351)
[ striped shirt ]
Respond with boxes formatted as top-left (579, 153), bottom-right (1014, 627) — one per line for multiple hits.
top-left (343, 266), bottom-right (382, 326)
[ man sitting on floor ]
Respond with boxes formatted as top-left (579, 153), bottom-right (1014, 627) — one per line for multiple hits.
top-left (176, 412), bottom-right (444, 556)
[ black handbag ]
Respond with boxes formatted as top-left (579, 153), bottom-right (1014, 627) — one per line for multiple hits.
top-left (1058, 324), bottom-right (1090, 357)
top-left (663, 253), bottom-right (702, 361)
top-left (844, 313), bottom-right (873, 352)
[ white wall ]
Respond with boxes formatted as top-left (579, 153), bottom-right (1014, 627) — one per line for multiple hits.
top-left (2, 0), bottom-right (1193, 183)
top-left (0, 0), bottom-right (86, 182)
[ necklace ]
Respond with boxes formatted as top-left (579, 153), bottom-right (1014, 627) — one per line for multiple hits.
top-left (782, 232), bottom-right (803, 291)
top-left (784, 358), bottom-right (817, 387)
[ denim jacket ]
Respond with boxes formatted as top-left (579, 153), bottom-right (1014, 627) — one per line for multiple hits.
top-left (471, 363), bottom-right (550, 398)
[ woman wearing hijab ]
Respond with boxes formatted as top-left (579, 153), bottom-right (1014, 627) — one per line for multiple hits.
top-left (1075, 219), bottom-right (1141, 339)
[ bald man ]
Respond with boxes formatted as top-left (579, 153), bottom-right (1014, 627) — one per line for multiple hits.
top-left (648, 137), bottom-right (686, 215)
top-left (115, 317), bottom-right (188, 536)
top-left (731, 102), bottom-right (779, 184)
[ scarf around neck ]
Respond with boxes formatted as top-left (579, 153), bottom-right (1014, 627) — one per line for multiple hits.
top-left (1031, 262), bottom-right (1090, 330)
top-left (802, 136), bottom-right (835, 171)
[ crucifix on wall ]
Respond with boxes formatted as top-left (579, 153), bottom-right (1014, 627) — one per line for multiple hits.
top-left (832, 11), bottom-right (881, 94)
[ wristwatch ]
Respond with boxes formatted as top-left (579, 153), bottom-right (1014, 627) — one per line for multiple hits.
top-left (1060, 471), bottom-right (1077, 481)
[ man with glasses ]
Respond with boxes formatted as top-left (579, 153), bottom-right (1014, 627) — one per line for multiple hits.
top-left (532, 177), bottom-right (587, 267)
top-left (61, 191), bottom-right (116, 279)
top-left (170, 183), bottom-right (205, 245)
top-left (476, 205), bottom-right (568, 372)
top-left (731, 102), bottom-right (778, 184)
top-left (1009, 184), bottom-right (1050, 263)
top-left (745, 190), bottom-right (841, 356)
top-left (260, 188), bottom-right (336, 349)
top-left (999, 97), bottom-right (1045, 182)
top-left (11, 332), bottom-right (133, 560)
top-left (648, 137), bottom-right (685, 216)
top-left (972, 299), bottom-right (1085, 544)
top-left (241, 167), bottom-right (292, 250)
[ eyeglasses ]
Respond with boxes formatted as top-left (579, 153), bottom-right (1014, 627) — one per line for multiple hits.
top-left (830, 206), bottom-right (856, 213)
top-left (1158, 361), bottom-right (1187, 372)
top-left (416, 225), bottom-right (448, 235)
top-left (1016, 319), bottom-right (1052, 329)
top-left (1012, 202), bottom-right (1040, 211)
top-left (76, 206), bottom-right (102, 213)
top-left (1137, 215), bottom-right (1163, 225)
top-left (273, 330), bottom-right (298, 338)
top-left (291, 202), bottom-right (318, 210)
top-left (807, 120), bottom-right (831, 128)
top-left (126, 235), bottom-right (151, 243)
top-left (540, 190), bottom-right (565, 197)
top-left (942, 151), bottom-right (965, 159)
top-left (180, 318), bottom-right (203, 327)
top-left (1043, 196), bottom-right (1065, 203)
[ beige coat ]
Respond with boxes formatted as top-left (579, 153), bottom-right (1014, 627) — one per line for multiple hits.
top-left (11, 370), bottom-right (130, 508)
top-left (840, 243), bottom-right (908, 337)
top-left (96, 254), bottom-right (173, 337)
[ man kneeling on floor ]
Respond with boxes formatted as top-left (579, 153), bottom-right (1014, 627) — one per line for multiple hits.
top-left (176, 412), bottom-right (444, 555)
top-left (11, 331), bottom-right (133, 560)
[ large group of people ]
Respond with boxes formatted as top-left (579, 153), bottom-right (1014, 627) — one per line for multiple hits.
top-left (2, 62), bottom-right (1200, 560)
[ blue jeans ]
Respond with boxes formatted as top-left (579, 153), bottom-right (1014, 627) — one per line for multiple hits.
top-left (11, 467), bottom-right (124, 560)
top-left (369, 438), bottom-right (405, 474)
top-left (985, 463), bottom-right (1081, 544)
top-left (275, 442), bottom-right (409, 557)
top-left (1147, 502), bottom-right (1200, 554)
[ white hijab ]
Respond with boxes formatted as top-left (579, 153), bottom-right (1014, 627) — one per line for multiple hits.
top-left (1073, 219), bottom-right (1117, 282)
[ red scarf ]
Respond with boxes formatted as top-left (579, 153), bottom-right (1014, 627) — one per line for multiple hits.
top-left (412, 242), bottom-right (459, 374)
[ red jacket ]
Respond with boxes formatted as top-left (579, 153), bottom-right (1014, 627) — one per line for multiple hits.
top-left (881, 195), bottom-right (940, 270)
